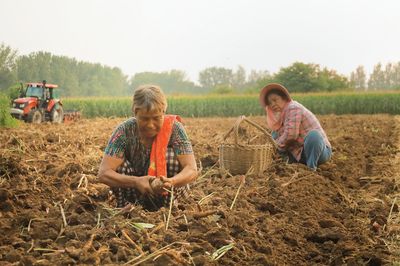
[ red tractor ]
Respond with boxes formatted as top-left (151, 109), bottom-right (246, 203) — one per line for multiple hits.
top-left (10, 81), bottom-right (65, 123)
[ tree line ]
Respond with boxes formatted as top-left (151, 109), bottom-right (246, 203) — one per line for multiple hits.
top-left (1, 43), bottom-right (399, 97)
top-left (351, 64), bottom-right (400, 91)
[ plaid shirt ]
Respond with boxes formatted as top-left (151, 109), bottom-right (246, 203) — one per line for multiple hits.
top-left (276, 101), bottom-right (331, 161)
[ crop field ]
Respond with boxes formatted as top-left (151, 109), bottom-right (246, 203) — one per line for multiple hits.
top-left (0, 114), bottom-right (399, 265)
top-left (63, 92), bottom-right (400, 118)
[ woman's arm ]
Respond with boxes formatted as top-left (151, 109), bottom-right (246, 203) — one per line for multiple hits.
top-left (161, 154), bottom-right (197, 188)
top-left (98, 155), bottom-right (154, 195)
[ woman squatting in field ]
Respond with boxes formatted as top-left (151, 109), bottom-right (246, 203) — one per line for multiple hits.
top-left (98, 85), bottom-right (198, 210)
top-left (259, 83), bottom-right (332, 171)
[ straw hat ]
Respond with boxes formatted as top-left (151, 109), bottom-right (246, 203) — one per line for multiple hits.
top-left (259, 83), bottom-right (291, 108)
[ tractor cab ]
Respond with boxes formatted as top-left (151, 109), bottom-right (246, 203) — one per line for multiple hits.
top-left (19, 82), bottom-right (58, 104)
top-left (11, 81), bottom-right (64, 123)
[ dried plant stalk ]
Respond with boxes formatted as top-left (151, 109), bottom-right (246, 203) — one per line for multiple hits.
top-left (165, 186), bottom-right (174, 230)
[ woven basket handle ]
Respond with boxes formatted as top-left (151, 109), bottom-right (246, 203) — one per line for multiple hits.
top-left (223, 115), bottom-right (277, 147)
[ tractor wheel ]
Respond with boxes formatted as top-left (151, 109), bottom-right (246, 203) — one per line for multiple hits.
top-left (51, 104), bottom-right (64, 123)
top-left (27, 110), bottom-right (42, 124)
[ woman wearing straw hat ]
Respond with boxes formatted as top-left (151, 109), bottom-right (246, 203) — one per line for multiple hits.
top-left (98, 85), bottom-right (198, 210)
top-left (259, 83), bottom-right (332, 170)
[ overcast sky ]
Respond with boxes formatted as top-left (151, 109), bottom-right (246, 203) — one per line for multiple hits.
top-left (1, 0), bottom-right (399, 82)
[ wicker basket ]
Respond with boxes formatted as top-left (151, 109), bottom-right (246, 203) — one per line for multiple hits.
top-left (219, 116), bottom-right (276, 176)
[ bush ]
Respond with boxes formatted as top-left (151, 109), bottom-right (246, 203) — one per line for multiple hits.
top-left (0, 93), bottom-right (18, 127)
top-left (6, 82), bottom-right (24, 100)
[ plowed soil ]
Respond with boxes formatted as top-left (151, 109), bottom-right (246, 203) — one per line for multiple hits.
top-left (0, 115), bottom-right (399, 265)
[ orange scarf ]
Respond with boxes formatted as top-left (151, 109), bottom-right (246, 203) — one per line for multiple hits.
top-left (148, 115), bottom-right (182, 177)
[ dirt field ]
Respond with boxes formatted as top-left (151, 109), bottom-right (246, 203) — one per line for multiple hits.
top-left (0, 115), bottom-right (399, 265)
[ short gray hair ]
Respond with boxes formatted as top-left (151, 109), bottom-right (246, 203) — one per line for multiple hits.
top-left (132, 85), bottom-right (167, 114)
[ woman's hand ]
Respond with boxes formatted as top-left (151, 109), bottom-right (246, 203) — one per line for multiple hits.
top-left (150, 177), bottom-right (166, 195)
top-left (160, 176), bottom-right (173, 191)
top-left (135, 175), bottom-right (155, 195)
top-left (149, 176), bottom-right (172, 196)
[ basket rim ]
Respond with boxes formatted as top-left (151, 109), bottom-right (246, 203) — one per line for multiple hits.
top-left (220, 143), bottom-right (274, 148)
top-left (222, 116), bottom-right (277, 148)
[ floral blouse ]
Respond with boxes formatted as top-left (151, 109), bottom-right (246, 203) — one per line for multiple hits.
top-left (104, 117), bottom-right (193, 176)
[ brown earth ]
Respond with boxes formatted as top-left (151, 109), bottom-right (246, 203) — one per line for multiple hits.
top-left (0, 115), bottom-right (399, 265)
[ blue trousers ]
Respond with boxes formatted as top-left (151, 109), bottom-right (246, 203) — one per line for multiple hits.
top-left (272, 130), bottom-right (332, 170)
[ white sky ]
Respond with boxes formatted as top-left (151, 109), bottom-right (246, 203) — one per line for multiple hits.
top-left (1, 0), bottom-right (399, 82)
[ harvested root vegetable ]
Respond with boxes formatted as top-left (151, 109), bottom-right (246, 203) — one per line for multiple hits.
top-left (150, 178), bottom-right (165, 195)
